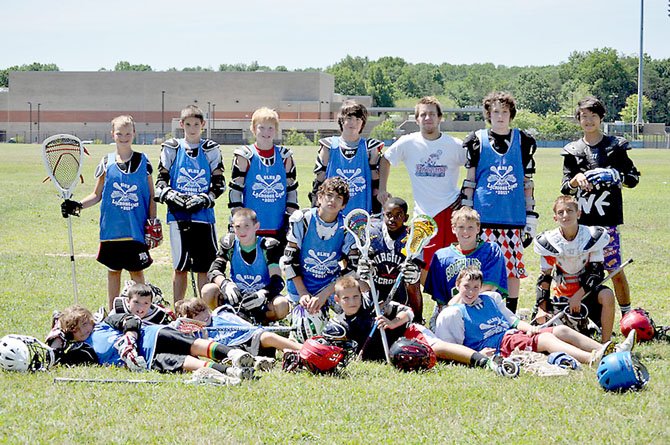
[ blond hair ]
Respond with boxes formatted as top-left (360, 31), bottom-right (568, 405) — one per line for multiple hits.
top-left (250, 107), bottom-right (279, 134)
top-left (451, 207), bottom-right (481, 226)
top-left (111, 115), bottom-right (135, 132)
top-left (334, 275), bottom-right (361, 296)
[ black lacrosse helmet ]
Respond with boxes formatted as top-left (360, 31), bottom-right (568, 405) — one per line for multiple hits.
top-left (389, 337), bottom-right (436, 372)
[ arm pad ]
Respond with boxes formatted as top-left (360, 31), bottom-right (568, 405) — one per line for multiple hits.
top-left (280, 245), bottom-right (301, 280)
top-left (579, 262), bottom-right (604, 294)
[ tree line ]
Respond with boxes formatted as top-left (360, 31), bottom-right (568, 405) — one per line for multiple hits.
top-left (2, 48), bottom-right (669, 125)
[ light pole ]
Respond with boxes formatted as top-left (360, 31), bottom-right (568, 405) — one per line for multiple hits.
top-left (161, 90), bottom-right (166, 136)
top-left (207, 101), bottom-right (211, 139)
top-left (37, 103), bottom-right (41, 142)
top-left (635, 0), bottom-right (644, 138)
top-left (27, 102), bottom-right (33, 143)
top-left (212, 103), bottom-right (216, 130)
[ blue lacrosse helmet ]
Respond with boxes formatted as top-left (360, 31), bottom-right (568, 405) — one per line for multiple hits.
top-left (547, 352), bottom-right (581, 370)
top-left (596, 351), bottom-right (649, 392)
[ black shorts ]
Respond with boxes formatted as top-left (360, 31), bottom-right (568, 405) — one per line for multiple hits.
top-left (97, 240), bottom-right (152, 272)
top-left (169, 221), bottom-right (217, 272)
top-left (149, 327), bottom-right (195, 372)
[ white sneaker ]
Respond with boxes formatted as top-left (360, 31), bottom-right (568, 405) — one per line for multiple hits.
top-left (226, 366), bottom-right (255, 380)
top-left (616, 330), bottom-right (637, 353)
top-left (254, 357), bottom-right (276, 372)
top-left (227, 349), bottom-right (255, 368)
top-left (590, 340), bottom-right (615, 367)
top-left (186, 367), bottom-right (241, 386)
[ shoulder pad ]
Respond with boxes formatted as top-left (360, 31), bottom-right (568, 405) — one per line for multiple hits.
top-left (289, 209), bottom-right (308, 224)
top-left (233, 145), bottom-right (254, 160)
top-left (261, 236), bottom-right (281, 250)
top-left (276, 145), bottom-right (294, 160)
top-left (219, 232), bottom-right (235, 250)
top-left (202, 139), bottom-right (220, 151)
top-left (366, 138), bottom-right (384, 152)
top-left (581, 225), bottom-right (610, 252)
top-left (318, 137), bottom-right (333, 149)
top-left (612, 136), bottom-right (630, 150)
top-left (112, 297), bottom-right (128, 314)
top-left (533, 231), bottom-right (560, 256)
top-left (162, 138), bottom-right (180, 149)
top-left (561, 139), bottom-right (587, 157)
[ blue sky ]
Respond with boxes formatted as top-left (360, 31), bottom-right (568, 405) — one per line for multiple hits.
top-left (5, 0), bottom-right (669, 71)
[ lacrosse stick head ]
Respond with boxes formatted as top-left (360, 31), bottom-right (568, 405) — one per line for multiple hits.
top-left (343, 208), bottom-right (371, 254)
top-left (171, 318), bottom-right (207, 336)
top-left (404, 214), bottom-right (438, 260)
top-left (620, 308), bottom-right (656, 342)
top-left (389, 337), bottom-right (436, 372)
top-left (597, 351), bottom-right (650, 392)
top-left (42, 134), bottom-right (84, 199)
top-left (0, 335), bottom-right (54, 372)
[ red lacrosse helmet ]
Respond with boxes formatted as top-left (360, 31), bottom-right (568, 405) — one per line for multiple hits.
top-left (389, 337), bottom-right (437, 372)
top-left (620, 308), bottom-right (655, 342)
top-left (299, 337), bottom-right (345, 374)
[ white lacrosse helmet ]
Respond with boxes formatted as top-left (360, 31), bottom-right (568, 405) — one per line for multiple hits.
top-left (0, 335), bottom-right (54, 372)
top-left (291, 305), bottom-right (327, 343)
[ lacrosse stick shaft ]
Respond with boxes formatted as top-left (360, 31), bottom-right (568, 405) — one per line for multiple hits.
top-left (54, 377), bottom-right (163, 384)
top-left (357, 321), bottom-right (379, 360)
top-left (368, 278), bottom-right (392, 364)
top-left (203, 325), bottom-right (295, 333)
top-left (66, 217), bottom-right (79, 304)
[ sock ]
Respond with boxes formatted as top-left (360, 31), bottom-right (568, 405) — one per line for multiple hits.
top-left (620, 304), bottom-right (631, 316)
top-left (207, 362), bottom-right (229, 374)
top-left (204, 341), bottom-right (232, 361)
top-left (470, 352), bottom-right (489, 369)
top-left (506, 297), bottom-right (518, 314)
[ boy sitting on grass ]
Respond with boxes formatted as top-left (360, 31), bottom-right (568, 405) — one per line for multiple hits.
top-left (331, 276), bottom-right (522, 376)
top-left (533, 195), bottom-right (615, 342)
top-left (435, 267), bottom-right (634, 366)
top-left (201, 208), bottom-right (289, 324)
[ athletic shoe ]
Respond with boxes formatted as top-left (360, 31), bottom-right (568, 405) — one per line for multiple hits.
top-left (488, 355), bottom-right (520, 378)
top-left (186, 367), bottom-right (241, 386)
top-left (590, 340), bottom-right (615, 367)
top-left (225, 366), bottom-right (255, 380)
top-left (615, 329), bottom-right (637, 353)
top-left (227, 349), bottom-right (255, 368)
top-left (254, 356), bottom-right (276, 372)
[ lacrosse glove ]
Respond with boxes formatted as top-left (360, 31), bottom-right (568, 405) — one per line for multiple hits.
top-left (522, 211), bottom-right (539, 248)
top-left (356, 257), bottom-right (375, 282)
top-left (145, 218), bottom-right (163, 249)
top-left (220, 279), bottom-right (243, 306)
top-left (114, 333), bottom-right (147, 372)
top-left (158, 187), bottom-right (189, 210)
top-left (185, 193), bottom-right (214, 212)
top-left (401, 261), bottom-right (421, 285)
top-left (61, 199), bottom-right (83, 218)
top-left (584, 168), bottom-right (621, 189)
top-left (241, 289), bottom-right (268, 311)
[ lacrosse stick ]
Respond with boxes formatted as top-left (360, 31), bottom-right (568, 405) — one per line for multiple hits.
top-left (54, 377), bottom-right (164, 384)
top-left (42, 134), bottom-right (85, 304)
top-left (344, 209), bottom-right (391, 364)
top-left (539, 258), bottom-right (634, 329)
top-left (172, 317), bottom-right (295, 335)
top-left (385, 214), bottom-right (438, 305)
top-left (356, 320), bottom-right (380, 361)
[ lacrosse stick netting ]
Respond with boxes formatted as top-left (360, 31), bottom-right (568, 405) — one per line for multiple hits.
top-left (42, 134), bottom-right (85, 303)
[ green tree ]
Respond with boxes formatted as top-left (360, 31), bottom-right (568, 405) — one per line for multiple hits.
top-left (283, 129), bottom-right (312, 146)
top-left (0, 62), bottom-right (59, 87)
top-left (536, 112), bottom-right (581, 140)
top-left (369, 119), bottom-right (396, 140)
top-left (366, 65), bottom-right (395, 106)
top-left (515, 70), bottom-right (560, 115)
top-left (619, 94), bottom-right (653, 123)
top-left (114, 61), bottom-right (152, 71)
top-left (329, 65), bottom-right (367, 96)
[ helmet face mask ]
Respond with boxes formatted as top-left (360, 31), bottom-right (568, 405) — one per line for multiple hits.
top-left (299, 337), bottom-right (346, 374)
top-left (291, 305), bottom-right (327, 344)
top-left (597, 351), bottom-right (650, 392)
top-left (620, 308), bottom-right (655, 342)
top-left (389, 337), bottom-right (436, 372)
top-left (0, 335), bottom-right (54, 372)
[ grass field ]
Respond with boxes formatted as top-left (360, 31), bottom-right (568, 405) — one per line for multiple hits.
top-left (0, 143), bottom-right (669, 444)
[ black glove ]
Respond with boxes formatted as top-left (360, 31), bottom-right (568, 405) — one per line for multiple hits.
top-left (185, 193), bottom-right (214, 212)
top-left (158, 188), bottom-right (188, 209)
top-left (61, 199), bottom-right (82, 218)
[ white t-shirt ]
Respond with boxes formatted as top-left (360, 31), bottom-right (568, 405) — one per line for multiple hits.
top-left (384, 132), bottom-right (466, 217)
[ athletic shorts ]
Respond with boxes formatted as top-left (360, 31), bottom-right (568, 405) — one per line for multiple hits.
top-left (97, 240), bottom-right (152, 272)
top-left (552, 285), bottom-right (607, 328)
top-left (403, 323), bottom-right (438, 349)
top-left (169, 221), bottom-right (217, 272)
top-left (481, 228), bottom-right (527, 279)
top-left (499, 327), bottom-right (554, 357)
top-left (603, 226), bottom-right (622, 271)
top-left (150, 327), bottom-right (197, 373)
top-left (422, 206), bottom-right (457, 270)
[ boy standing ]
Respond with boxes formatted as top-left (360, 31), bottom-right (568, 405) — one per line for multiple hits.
top-left (461, 92), bottom-right (538, 313)
top-left (61, 115), bottom-right (159, 309)
top-left (561, 96), bottom-right (640, 316)
top-left (281, 177), bottom-right (354, 314)
top-left (534, 196), bottom-right (616, 342)
top-left (378, 96), bottom-right (466, 270)
top-left (228, 107), bottom-right (299, 244)
top-left (201, 208), bottom-right (289, 324)
top-left (424, 207), bottom-right (508, 330)
top-left (309, 101), bottom-right (384, 215)
top-left (155, 105), bottom-right (225, 302)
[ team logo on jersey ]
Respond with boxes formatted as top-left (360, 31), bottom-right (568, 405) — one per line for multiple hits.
top-left (445, 258), bottom-right (482, 282)
top-left (479, 316), bottom-right (509, 340)
top-left (110, 182), bottom-right (139, 211)
top-left (372, 251), bottom-right (403, 286)
top-left (234, 274), bottom-right (265, 294)
top-left (251, 174), bottom-right (285, 202)
top-left (303, 250), bottom-right (340, 279)
top-left (415, 150), bottom-right (447, 177)
top-left (176, 167), bottom-right (208, 193)
top-left (335, 168), bottom-right (367, 194)
top-left (486, 165), bottom-right (518, 195)
top-left (578, 190), bottom-right (610, 216)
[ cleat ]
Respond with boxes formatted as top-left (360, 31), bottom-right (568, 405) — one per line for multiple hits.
top-left (227, 349), bottom-right (255, 368)
top-left (590, 340), bottom-right (615, 367)
top-left (615, 329), bottom-right (637, 353)
top-left (254, 356), bottom-right (276, 372)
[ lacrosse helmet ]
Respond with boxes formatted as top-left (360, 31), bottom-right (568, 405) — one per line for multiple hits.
top-left (620, 308), bottom-right (655, 342)
top-left (291, 305), bottom-right (327, 343)
top-left (299, 337), bottom-right (345, 374)
top-left (389, 337), bottom-right (436, 372)
top-left (596, 351), bottom-right (649, 392)
top-left (0, 335), bottom-right (54, 372)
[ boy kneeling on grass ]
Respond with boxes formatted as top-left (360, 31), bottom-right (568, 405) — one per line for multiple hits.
top-left (434, 266), bottom-right (636, 367)
top-left (331, 276), bottom-right (523, 376)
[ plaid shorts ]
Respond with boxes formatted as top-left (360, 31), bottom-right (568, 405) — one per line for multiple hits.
top-left (481, 228), bottom-right (527, 279)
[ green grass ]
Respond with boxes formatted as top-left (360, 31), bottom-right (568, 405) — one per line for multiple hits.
top-left (1, 144), bottom-right (669, 443)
